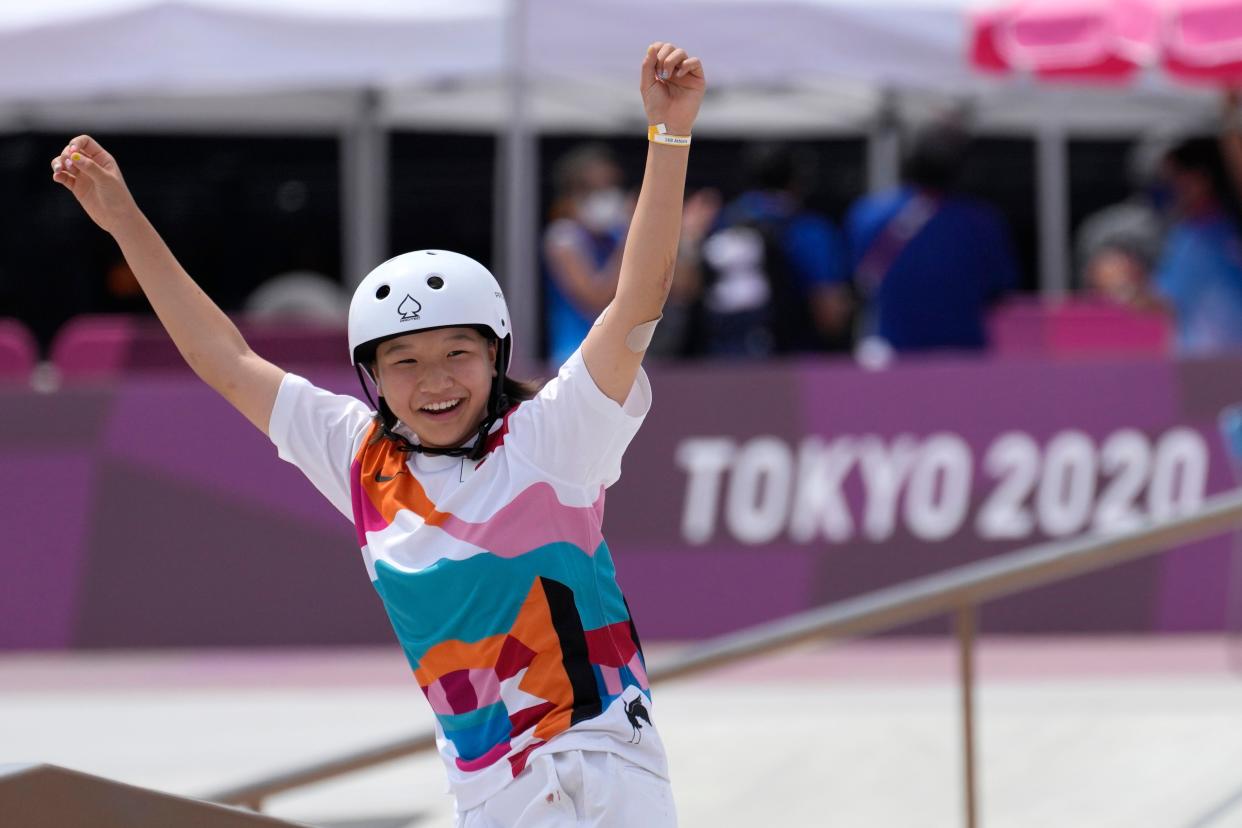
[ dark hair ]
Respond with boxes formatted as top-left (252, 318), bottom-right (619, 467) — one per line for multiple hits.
top-left (1165, 136), bottom-right (1221, 175)
top-left (552, 143), bottom-right (620, 198)
top-left (474, 327), bottom-right (542, 412)
top-left (902, 124), bottom-right (970, 192)
top-left (1164, 136), bottom-right (1242, 221)
top-left (740, 142), bottom-right (816, 195)
top-left (500, 375), bottom-right (541, 408)
top-left (1165, 137), bottom-right (1229, 197)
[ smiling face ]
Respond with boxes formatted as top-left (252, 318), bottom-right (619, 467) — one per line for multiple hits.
top-left (373, 327), bottom-right (498, 449)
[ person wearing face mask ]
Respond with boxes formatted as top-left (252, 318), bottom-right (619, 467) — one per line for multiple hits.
top-left (543, 144), bottom-right (631, 366)
top-left (1076, 135), bottom-right (1170, 306)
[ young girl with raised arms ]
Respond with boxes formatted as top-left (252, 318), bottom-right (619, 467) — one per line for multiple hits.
top-left (51, 42), bottom-right (704, 827)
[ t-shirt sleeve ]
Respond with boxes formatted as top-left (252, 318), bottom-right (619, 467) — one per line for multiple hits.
top-left (504, 348), bottom-right (651, 489)
top-left (268, 373), bottom-right (375, 519)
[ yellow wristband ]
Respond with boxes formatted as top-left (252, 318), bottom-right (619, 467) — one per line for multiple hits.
top-left (648, 123), bottom-right (691, 147)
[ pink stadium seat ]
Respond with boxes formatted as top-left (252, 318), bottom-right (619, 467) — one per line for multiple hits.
top-left (51, 314), bottom-right (348, 381)
top-left (989, 298), bottom-right (1172, 358)
top-left (0, 318), bottom-right (38, 383)
top-left (49, 315), bottom-right (152, 380)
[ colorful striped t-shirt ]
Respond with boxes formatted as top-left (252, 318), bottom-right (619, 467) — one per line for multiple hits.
top-left (268, 348), bottom-right (667, 809)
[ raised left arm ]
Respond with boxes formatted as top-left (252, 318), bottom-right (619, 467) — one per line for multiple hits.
top-left (582, 42), bottom-right (705, 403)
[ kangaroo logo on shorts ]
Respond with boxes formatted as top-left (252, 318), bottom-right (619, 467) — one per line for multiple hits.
top-left (398, 295), bottom-right (422, 322)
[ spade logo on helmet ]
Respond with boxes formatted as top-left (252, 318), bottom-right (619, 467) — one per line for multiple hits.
top-left (397, 295), bottom-right (422, 322)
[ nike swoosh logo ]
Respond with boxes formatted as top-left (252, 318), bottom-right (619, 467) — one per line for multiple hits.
top-left (374, 470), bottom-right (404, 483)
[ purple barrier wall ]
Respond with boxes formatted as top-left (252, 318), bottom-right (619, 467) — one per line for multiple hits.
top-left (3, 354), bottom-right (1241, 649)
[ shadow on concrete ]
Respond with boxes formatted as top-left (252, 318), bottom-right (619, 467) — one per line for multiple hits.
top-left (310, 816), bottom-right (428, 828)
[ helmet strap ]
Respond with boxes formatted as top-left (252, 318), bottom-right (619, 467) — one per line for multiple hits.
top-left (467, 355), bottom-right (510, 462)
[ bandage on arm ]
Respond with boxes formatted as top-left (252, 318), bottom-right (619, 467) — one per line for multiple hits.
top-left (594, 304), bottom-right (662, 353)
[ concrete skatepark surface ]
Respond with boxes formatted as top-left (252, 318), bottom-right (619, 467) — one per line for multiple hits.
top-left (3, 637), bottom-right (1242, 827)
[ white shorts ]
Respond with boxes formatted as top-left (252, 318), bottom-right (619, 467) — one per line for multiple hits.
top-left (455, 750), bottom-right (677, 828)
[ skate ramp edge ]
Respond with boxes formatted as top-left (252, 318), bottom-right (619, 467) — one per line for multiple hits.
top-left (0, 763), bottom-right (308, 828)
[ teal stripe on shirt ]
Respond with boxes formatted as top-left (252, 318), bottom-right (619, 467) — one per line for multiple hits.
top-left (372, 540), bottom-right (631, 665)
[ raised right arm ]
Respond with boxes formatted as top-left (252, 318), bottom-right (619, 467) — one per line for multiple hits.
top-left (51, 135), bottom-right (284, 435)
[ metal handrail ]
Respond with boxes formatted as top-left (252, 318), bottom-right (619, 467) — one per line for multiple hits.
top-left (208, 487), bottom-right (1242, 820)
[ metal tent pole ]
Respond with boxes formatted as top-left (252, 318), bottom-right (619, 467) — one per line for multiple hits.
top-left (494, 0), bottom-right (538, 363)
top-left (1036, 125), bottom-right (1070, 297)
top-left (341, 89), bottom-right (389, 287)
top-left (867, 91), bottom-right (901, 194)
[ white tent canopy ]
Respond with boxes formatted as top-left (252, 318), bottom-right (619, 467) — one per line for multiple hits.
top-left (0, 0), bottom-right (1219, 134)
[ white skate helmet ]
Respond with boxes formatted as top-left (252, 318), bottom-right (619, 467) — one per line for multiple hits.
top-left (349, 249), bottom-right (511, 368)
top-left (347, 250), bottom-right (514, 458)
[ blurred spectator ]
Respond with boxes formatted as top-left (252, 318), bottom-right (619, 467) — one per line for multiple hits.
top-left (542, 144), bottom-right (628, 366)
top-left (1152, 135), bottom-right (1242, 355)
top-left (846, 121), bottom-right (1018, 357)
top-left (694, 143), bottom-right (850, 357)
top-left (1076, 136), bottom-right (1169, 306)
top-left (648, 186), bottom-right (721, 358)
top-left (244, 270), bottom-right (349, 325)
